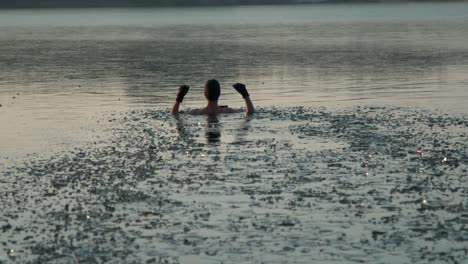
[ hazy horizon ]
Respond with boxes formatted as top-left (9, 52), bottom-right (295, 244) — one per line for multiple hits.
top-left (0, 0), bottom-right (465, 9)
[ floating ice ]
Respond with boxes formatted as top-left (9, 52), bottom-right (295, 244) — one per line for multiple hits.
top-left (0, 106), bottom-right (467, 263)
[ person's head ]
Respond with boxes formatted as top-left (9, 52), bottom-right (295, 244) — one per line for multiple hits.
top-left (204, 79), bottom-right (221, 101)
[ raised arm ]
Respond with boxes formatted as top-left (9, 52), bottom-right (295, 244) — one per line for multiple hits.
top-left (171, 85), bottom-right (190, 115)
top-left (233, 83), bottom-right (254, 114)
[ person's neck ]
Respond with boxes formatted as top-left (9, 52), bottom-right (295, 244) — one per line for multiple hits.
top-left (205, 100), bottom-right (219, 109)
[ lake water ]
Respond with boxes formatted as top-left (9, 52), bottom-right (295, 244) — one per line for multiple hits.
top-left (0, 3), bottom-right (468, 263)
top-left (1, 2), bottom-right (468, 157)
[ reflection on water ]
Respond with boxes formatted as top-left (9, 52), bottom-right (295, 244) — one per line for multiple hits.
top-left (175, 114), bottom-right (251, 145)
top-left (2, 22), bottom-right (467, 108)
top-left (203, 114), bottom-right (252, 144)
top-left (0, 4), bottom-right (467, 110)
top-left (205, 115), bottom-right (221, 144)
top-left (1, 3), bottom-right (468, 157)
top-left (233, 115), bottom-right (252, 144)
top-left (0, 4), bottom-right (467, 262)
top-left (2, 106), bottom-right (467, 263)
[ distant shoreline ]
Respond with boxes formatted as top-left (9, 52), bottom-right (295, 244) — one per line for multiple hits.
top-left (0, 0), bottom-right (465, 9)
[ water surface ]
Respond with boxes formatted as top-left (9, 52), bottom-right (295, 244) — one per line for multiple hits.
top-left (1, 3), bottom-right (468, 262)
top-left (1, 3), bottom-right (468, 158)
top-left (1, 106), bottom-right (467, 263)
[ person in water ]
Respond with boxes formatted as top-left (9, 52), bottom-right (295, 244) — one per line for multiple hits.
top-left (171, 79), bottom-right (254, 115)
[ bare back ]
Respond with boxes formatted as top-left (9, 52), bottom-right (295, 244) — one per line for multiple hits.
top-left (171, 81), bottom-right (254, 115)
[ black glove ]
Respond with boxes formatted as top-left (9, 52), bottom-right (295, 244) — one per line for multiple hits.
top-left (176, 85), bottom-right (190, 103)
top-left (233, 83), bottom-right (249, 98)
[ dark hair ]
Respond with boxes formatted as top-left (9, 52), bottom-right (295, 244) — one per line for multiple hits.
top-left (204, 79), bottom-right (221, 101)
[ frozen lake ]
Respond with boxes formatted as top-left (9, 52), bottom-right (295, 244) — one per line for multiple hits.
top-left (1, 2), bottom-right (468, 157)
top-left (0, 2), bottom-right (468, 263)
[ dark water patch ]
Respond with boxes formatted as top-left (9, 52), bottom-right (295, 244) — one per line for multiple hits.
top-left (1, 106), bottom-right (467, 263)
